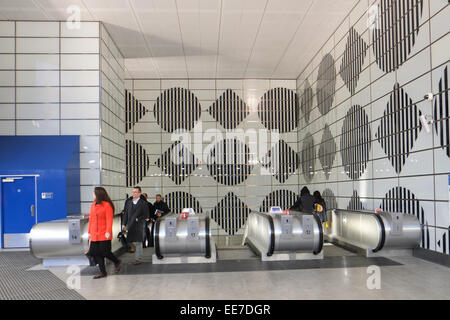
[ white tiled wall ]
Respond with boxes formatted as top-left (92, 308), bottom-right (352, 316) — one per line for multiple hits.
top-left (99, 23), bottom-right (126, 212)
top-left (0, 21), bottom-right (125, 214)
top-left (296, 0), bottom-right (450, 254)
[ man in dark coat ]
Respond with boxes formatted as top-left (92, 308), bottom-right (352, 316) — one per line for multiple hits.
top-left (290, 186), bottom-right (315, 213)
top-left (122, 186), bottom-right (150, 265)
top-left (142, 193), bottom-right (155, 248)
top-left (147, 194), bottom-right (170, 247)
top-left (153, 194), bottom-right (170, 217)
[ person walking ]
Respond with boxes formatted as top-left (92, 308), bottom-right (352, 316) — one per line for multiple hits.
top-left (122, 186), bottom-right (150, 265)
top-left (87, 187), bottom-right (121, 279)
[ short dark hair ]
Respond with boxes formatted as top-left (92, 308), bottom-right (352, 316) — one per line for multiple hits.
top-left (133, 186), bottom-right (142, 192)
top-left (156, 194), bottom-right (162, 198)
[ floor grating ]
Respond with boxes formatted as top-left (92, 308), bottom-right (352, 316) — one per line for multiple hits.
top-left (0, 251), bottom-right (85, 300)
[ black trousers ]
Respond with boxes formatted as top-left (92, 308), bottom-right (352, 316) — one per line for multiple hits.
top-left (90, 240), bottom-right (120, 274)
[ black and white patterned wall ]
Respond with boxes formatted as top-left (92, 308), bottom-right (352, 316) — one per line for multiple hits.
top-left (296, 0), bottom-right (450, 255)
top-left (124, 79), bottom-right (300, 240)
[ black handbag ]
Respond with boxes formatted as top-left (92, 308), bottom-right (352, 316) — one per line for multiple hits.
top-left (85, 240), bottom-right (97, 266)
top-left (117, 231), bottom-right (129, 250)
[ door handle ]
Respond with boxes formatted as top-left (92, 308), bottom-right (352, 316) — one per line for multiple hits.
top-left (31, 204), bottom-right (35, 217)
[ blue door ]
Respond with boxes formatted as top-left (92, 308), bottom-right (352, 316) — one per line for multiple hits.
top-left (1, 176), bottom-right (36, 248)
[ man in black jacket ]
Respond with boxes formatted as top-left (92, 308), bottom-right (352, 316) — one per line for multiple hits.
top-left (290, 186), bottom-right (315, 213)
top-left (153, 194), bottom-right (170, 217)
top-left (142, 193), bottom-right (155, 248)
top-left (122, 186), bottom-right (150, 265)
top-left (147, 194), bottom-right (170, 248)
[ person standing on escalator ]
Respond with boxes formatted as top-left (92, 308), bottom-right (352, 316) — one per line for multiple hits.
top-left (313, 190), bottom-right (327, 223)
top-left (290, 186), bottom-right (315, 213)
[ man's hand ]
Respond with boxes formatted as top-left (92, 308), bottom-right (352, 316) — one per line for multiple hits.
top-left (105, 232), bottom-right (111, 239)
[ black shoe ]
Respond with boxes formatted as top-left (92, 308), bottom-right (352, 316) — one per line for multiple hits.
top-left (114, 260), bottom-right (121, 273)
top-left (93, 272), bottom-right (107, 279)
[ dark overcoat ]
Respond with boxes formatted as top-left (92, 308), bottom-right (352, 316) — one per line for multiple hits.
top-left (122, 196), bottom-right (150, 242)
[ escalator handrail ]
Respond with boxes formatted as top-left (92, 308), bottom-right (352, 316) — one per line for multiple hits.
top-left (334, 209), bottom-right (386, 252)
top-left (204, 217), bottom-right (211, 258)
top-left (371, 213), bottom-right (386, 252)
top-left (253, 212), bottom-right (275, 256)
top-left (154, 218), bottom-right (163, 259)
top-left (312, 212), bottom-right (323, 255)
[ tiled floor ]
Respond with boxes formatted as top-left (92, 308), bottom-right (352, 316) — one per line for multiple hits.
top-left (43, 244), bottom-right (450, 300)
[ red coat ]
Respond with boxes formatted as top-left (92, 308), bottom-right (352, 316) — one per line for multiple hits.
top-left (88, 201), bottom-right (113, 242)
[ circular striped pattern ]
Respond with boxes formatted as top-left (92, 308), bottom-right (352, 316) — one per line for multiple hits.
top-left (339, 27), bottom-right (367, 95)
top-left (258, 87), bottom-right (298, 133)
top-left (340, 105), bottom-right (371, 180)
top-left (434, 66), bottom-right (449, 158)
top-left (376, 83), bottom-right (422, 174)
top-left (300, 79), bottom-right (313, 124)
top-left (372, 0), bottom-right (424, 73)
top-left (209, 89), bottom-right (249, 129)
top-left (316, 53), bottom-right (336, 115)
top-left (301, 133), bottom-right (315, 183)
top-left (207, 138), bottom-right (253, 186)
top-left (322, 188), bottom-right (337, 210)
top-left (154, 87), bottom-right (201, 132)
top-left (318, 123), bottom-right (336, 180)
top-left (210, 192), bottom-right (250, 235)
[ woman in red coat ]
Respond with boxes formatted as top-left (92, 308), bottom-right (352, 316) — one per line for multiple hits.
top-left (87, 187), bottom-right (121, 279)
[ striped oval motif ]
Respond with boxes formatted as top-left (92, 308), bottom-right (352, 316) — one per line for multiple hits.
top-left (322, 188), bottom-right (338, 210)
top-left (316, 53), bottom-right (336, 116)
top-left (300, 79), bottom-right (313, 124)
top-left (339, 27), bottom-right (368, 95)
top-left (372, 0), bottom-right (424, 73)
top-left (262, 139), bottom-right (299, 183)
top-left (340, 105), bottom-right (371, 180)
top-left (125, 139), bottom-right (150, 187)
top-left (207, 138), bottom-right (253, 186)
top-left (258, 87), bottom-right (298, 133)
top-left (209, 89), bottom-right (249, 129)
top-left (210, 192), bottom-right (250, 236)
top-left (156, 141), bottom-right (199, 185)
top-left (318, 124), bottom-right (336, 180)
top-left (153, 87), bottom-right (201, 132)
top-left (376, 83), bottom-right (422, 174)
top-left (301, 132), bottom-right (315, 183)
top-left (434, 66), bottom-right (449, 158)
